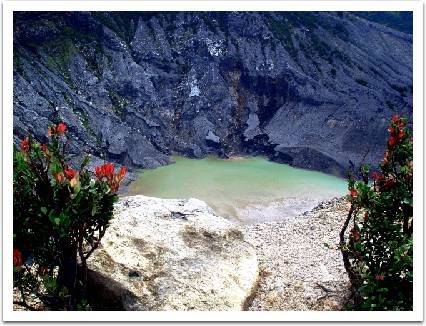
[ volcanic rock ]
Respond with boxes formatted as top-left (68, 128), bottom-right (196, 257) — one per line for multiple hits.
top-left (87, 195), bottom-right (259, 311)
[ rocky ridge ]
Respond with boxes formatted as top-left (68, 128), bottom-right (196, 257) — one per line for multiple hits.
top-left (13, 12), bottom-right (413, 176)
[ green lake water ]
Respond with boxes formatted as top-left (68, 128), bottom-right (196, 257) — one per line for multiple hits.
top-left (126, 156), bottom-right (347, 223)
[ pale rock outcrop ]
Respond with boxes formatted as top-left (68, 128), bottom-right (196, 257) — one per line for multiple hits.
top-left (87, 195), bottom-right (258, 311)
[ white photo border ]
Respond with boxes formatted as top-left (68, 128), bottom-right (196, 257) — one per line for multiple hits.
top-left (2, 0), bottom-right (423, 322)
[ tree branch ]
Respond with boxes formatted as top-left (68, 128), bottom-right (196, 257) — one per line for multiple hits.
top-left (340, 202), bottom-right (357, 285)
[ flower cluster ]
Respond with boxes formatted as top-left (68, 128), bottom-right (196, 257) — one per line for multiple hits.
top-left (47, 122), bottom-right (67, 137)
top-left (14, 121), bottom-right (128, 310)
top-left (387, 114), bottom-right (406, 147)
top-left (52, 172), bottom-right (65, 183)
top-left (13, 248), bottom-right (22, 267)
top-left (95, 163), bottom-right (127, 192)
top-left (341, 114), bottom-right (413, 311)
top-left (349, 188), bottom-right (358, 197)
top-left (18, 123), bottom-right (127, 191)
top-left (371, 171), bottom-right (383, 181)
top-left (20, 138), bottom-right (29, 153)
top-left (52, 168), bottom-right (79, 185)
top-left (95, 163), bottom-right (114, 180)
top-left (64, 168), bottom-right (77, 180)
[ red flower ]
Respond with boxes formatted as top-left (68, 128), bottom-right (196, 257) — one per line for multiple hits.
top-left (38, 266), bottom-right (48, 274)
top-left (57, 122), bottom-right (67, 135)
top-left (47, 123), bottom-right (67, 137)
top-left (383, 178), bottom-right (396, 190)
top-left (110, 183), bottom-right (119, 192)
top-left (350, 228), bottom-right (360, 241)
top-left (47, 126), bottom-right (55, 137)
top-left (64, 168), bottom-right (77, 180)
top-left (95, 166), bottom-right (105, 179)
top-left (388, 136), bottom-right (396, 147)
top-left (397, 130), bottom-right (405, 140)
top-left (20, 138), bottom-right (29, 153)
top-left (387, 127), bottom-right (395, 135)
top-left (350, 189), bottom-right (358, 197)
top-left (118, 166), bottom-right (127, 179)
top-left (41, 143), bottom-right (49, 155)
top-left (364, 211), bottom-right (369, 222)
top-left (104, 163), bottom-right (114, 178)
top-left (111, 166), bottom-right (127, 190)
top-left (392, 115), bottom-right (399, 123)
top-left (95, 163), bottom-right (127, 192)
top-left (53, 172), bottom-right (65, 183)
top-left (375, 274), bottom-right (385, 281)
top-left (372, 172), bottom-right (382, 181)
top-left (95, 163), bottom-right (114, 180)
top-left (398, 121), bottom-right (406, 129)
top-left (13, 248), bottom-right (22, 267)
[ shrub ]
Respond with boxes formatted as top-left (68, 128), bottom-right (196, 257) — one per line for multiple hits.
top-left (13, 122), bottom-right (126, 310)
top-left (340, 115), bottom-right (413, 310)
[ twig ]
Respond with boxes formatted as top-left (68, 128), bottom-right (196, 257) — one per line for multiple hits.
top-left (315, 282), bottom-right (333, 293)
top-left (339, 203), bottom-right (357, 285)
top-left (317, 293), bottom-right (337, 301)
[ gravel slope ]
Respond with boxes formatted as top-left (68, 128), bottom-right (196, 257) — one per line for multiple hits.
top-left (242, 197), bottom-right (352, 310)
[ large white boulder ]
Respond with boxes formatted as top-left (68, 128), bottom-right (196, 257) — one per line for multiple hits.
top-left (87, 195), bottom-right (258, 310)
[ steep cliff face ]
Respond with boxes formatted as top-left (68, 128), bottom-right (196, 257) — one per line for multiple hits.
top-left (13, 12), bottom-right (413, 175)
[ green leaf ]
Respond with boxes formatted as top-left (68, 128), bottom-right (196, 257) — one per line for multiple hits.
top-left (41, 207), bottom-right (47, 215)
top-left (73, 182), bottom-right (81, 194)
top-left (80, 155), bottom-right (91, 171)
top-left (361, 164), bottom-right (371, 174)
top-left (91, 205), bottom-right (97, 216)
top-left (354, 242), bottom-right (364, 252)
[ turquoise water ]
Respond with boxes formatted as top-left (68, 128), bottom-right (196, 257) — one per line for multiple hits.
top-left (126, 156), bottom-right (347, 223)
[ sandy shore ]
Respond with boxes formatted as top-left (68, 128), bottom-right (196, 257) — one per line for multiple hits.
top-left (242, 197), bottom-right (352, 310)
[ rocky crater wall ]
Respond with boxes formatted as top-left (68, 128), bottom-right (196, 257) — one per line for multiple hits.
top-left (13, 12), bottom-right (413, 176)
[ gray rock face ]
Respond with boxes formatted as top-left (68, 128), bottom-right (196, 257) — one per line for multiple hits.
top-left (244, 113), bottom-right (262, 141)
top-left (13, 12), bottom-right (412, 175)
top-left (87, 195), bottom-right (259, 311)
top-left (205, 130), bottom-right (220, 143)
